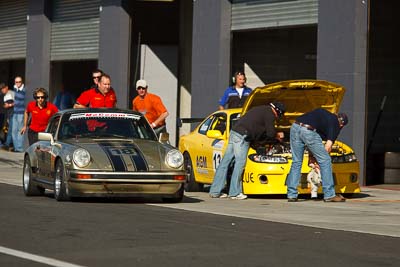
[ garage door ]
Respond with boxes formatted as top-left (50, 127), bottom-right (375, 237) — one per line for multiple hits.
top-left (51, 0), bottom-right (100, 61)
top-left (231, 0), bottom-right (318, 31)
top-left (0, 0), bottom-right (27, 60)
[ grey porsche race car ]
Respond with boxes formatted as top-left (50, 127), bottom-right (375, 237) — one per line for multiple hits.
top-left (22, 108), bottom-right (186, 202)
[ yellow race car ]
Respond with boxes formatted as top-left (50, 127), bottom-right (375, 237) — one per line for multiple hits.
top-left (179, 80), bottom-right (361, 195)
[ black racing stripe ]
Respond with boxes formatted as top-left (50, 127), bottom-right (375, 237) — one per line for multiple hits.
top-left (98, 142), bottom-right (127, 171)
top-left (129, 143), bottom-right (148, 171)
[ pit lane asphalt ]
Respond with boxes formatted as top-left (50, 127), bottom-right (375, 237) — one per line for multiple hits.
top-left (1, 148), bottom-right (400, 238)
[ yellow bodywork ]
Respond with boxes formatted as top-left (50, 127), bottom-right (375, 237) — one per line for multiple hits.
top-left (179, 80), bottom-right (361, 195)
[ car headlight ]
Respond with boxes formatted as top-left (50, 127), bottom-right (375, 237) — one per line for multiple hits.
top-left (166, 149), bottom-right (184, 168)
top-left (249, 154), bottom-right (288, 163)
top-left (73, 148), bottom-right (91, 168)
top-left (331, 153), bottom-right (357, 163)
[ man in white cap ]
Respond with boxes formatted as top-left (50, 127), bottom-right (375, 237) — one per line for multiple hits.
top-left (132, 79), bottom-right (169, 134)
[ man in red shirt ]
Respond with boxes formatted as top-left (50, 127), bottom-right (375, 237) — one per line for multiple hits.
top-left (74, 73), bottom-right (117, 108)
top-left (21, 88), bottom-right (58, 146)
top-left (132, 80), bottom-right (169, 134)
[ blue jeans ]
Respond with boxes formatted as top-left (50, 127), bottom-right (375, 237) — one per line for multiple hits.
top-left (286, 123), bottom-right (336, 199)
top-left (209, 130), bottom-right (249, 197)
top-left (4, 114), bottom-right (13, 146)
top-left (11, 113), bottom-right (24, 152)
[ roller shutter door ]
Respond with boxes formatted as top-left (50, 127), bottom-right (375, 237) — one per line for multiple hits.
top-left (232, 0), bottom-right (318, 31)
top-left (0, 0), bottom-right (27, 60)
top-left (51, 0), bottom-right (100, 61)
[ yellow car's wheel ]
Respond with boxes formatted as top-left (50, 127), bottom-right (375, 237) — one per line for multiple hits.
top-left (184, 152), bottom-right (204, 192)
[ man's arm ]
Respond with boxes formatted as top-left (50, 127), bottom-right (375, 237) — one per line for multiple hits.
top-left (152, 111), bottom-right (169, 128)
top-left (20, 110), bottom-right (29, 135)
top-left (73, 103), bottom-right (87, 108)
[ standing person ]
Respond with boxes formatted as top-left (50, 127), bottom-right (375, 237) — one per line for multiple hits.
top-left (132, 80), bottom-right (169, 134)
top-left (74, 73), bottom-right (117, 108)
top-left (89, 69), bottom-right (103, 89)
top-left (1, 83), bottom-right (15, 150)
top-left (209, 102), bottom-right (286, 200)
top-left (20, 88), bottom-right (58, 146)
top-left (286, 108), bottom-right (348, 202)
top-left (307, 153), bottom-right (321, 200)
top-left (0, 83), bottom-right (5, 143)
top-left (11, 76), bottom-right (26, 152)
top-left (52, 84), bottom-right (75, 110)
top-left (218, 71), bottom-right (252, 110)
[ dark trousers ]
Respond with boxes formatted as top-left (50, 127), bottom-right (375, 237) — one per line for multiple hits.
top-left (28, 128), bottom-right (39, 146)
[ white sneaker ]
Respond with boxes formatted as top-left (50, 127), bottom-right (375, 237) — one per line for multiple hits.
top-left (230, 193), bottom-right (247, 200)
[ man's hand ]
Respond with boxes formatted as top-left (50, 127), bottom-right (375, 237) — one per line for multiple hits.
top-left (325, 140), bottom-right (333, 153)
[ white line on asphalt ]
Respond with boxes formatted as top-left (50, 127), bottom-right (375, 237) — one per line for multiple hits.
top-left (0, 246), bottom-right (86, 267)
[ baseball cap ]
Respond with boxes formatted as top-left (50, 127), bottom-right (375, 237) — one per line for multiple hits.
top-left (136, 79), bottom-right (147, 89)
top-left (338, 113), bottom-right (348, 126)
top-left (269, 101), bottom-right (286, 119)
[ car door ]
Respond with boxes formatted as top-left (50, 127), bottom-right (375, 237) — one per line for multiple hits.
top-left (36, 115), bottom-right (60, 183)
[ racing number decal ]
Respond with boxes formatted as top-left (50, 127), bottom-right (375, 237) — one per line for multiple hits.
top-left (212, 151), bottom-right (222, 171)
top-left (108, 148), bottom-right (137, 156)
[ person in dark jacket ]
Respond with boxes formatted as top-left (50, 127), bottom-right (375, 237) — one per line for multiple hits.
top-left (209, 101), bottom-right (286, 200)
top-left (286, 108), bottom-right (348, 202)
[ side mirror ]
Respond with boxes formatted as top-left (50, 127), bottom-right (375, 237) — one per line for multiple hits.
top-left (158, 132), bottom-right (170, 144)
top-left (206, 130), bottom-right (223, 139)
top-left (38, 132), bottom-right (55, 146)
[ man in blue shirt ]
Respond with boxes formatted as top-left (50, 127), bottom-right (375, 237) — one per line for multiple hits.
top-left (11, 76), bottom-right (26, 152)
top-left (286, 108), bottom-right (349, 202)
top-left (218, 71), bottom-right (252, 110)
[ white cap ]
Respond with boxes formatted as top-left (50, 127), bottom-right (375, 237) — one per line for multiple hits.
top-left (136, 79), bottom-right (147, 88)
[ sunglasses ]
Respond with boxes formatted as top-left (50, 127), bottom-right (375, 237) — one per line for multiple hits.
top-left (137, 87), bottom-right (147, 90)
top-left (93, 76), bottom-right (101, 79)
top-left (35, 96), bottom-right (46, 99)
top-left (15, 81), bottom-right (22, 83)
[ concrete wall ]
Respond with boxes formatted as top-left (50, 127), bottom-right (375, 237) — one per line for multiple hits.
top-left (191, 0), bottom-right (232, 118)
top-left (139, 45), bottom-right (178, 146)
top-left (317, 0), bottom-right (368, 184)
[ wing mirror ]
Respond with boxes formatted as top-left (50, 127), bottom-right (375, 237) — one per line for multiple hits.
top-left (206, 130), bottom-right (223, 139)
top-left (38, 132), bottom-right (56, 146)
top-left (158, 132), bottom-right (170, 144)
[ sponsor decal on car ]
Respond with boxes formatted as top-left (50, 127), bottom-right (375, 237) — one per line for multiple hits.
top-left (69, 113), bottom-right (141, 121)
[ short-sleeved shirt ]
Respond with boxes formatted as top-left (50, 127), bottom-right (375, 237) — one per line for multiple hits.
top-left (76, 88), bottom-right (117, 108)
top-left (132, 93), bottom-right (167, 125)
top-left (218, 86), bottom-right (252, 109)
top-left (26, 101), bottom-right (59, 132)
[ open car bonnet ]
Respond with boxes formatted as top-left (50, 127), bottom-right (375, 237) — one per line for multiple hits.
top-left (241, 80), bottom-right (345, 130)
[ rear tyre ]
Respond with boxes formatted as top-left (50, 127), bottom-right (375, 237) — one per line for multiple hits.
top-left (54, 160), bottom-right (70, 201)
top-left (22, 156), bottom-right (44, 196)
top-left (162, 185), bottom-right (184, 203)
top-left (184, 152), bottom-right (203, 192)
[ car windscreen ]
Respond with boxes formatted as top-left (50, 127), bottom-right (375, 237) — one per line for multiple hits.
top-left (58, 112), bottom-right (157, 141)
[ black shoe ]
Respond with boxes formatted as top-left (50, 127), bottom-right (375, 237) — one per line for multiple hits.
top-left (288, 198), bottom-right (298, 202)
top-left (1, 145), bottom-right (9, 151)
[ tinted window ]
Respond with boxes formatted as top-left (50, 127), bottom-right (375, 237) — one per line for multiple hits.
top-left (58, 112), bottom-right (157, 141)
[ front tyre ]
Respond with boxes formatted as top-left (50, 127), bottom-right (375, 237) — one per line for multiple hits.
top-left (22, 156), bottom-right (44, 196)
top-left (184, 152), bottom-right (204, 192)
top-left (54, 160), bottom-right (70, 201)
